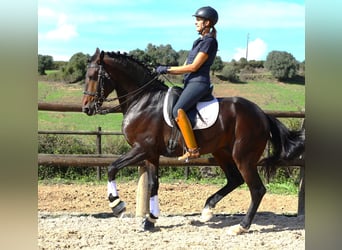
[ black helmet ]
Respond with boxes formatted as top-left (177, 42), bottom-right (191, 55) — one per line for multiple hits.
top-left (193, 6), bottom-right (218, 25)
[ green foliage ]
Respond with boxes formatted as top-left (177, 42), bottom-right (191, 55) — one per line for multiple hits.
top-left (38, 134), bottom-right (131, 180)
top-left (129, 48), bottom-right (152, 65)
top-left (61, 52), bottom-right (89, 83)
top-left (211, 56), bottom-right (224, 75)
top-left (264, 51), bottom-right (298, 81)
top-left (147, 43), bottom-right (179, 65)
top-left (177, 50), bottom-right (189, 65)
top-left (129, 44), bottom-right (179, 66)
top-left (38, 134), bottom-right (96, 180)
top-left (220, 63), bottom-right (240, 82)
top-left (38, 134), bottom-right (93, 154)
top-left (38, 54), bottom-right (53, 75)
top-left (53, 61), bottom-right (68, 70)
top-left (248, 60), bottom-right (264, 69)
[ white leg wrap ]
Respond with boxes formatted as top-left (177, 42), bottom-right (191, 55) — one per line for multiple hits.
top-left (227, 224), bottom-right (249, 235)
top-left (149, 195), bottom-right (160, 217)
top-left (200, 207), bottom-right (213, 222)
top-left (107, 181), bottom-right (118, 197)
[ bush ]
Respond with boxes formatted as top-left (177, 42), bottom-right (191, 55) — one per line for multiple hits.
top-left (38, 134), bottom-right (96, 180)
top-left (220, 64), bottom-right (240, 82)
top-left (264, 51), bottom-right (298, 81)
top-left (61, 52), bottom-right (88, 83)
top-left (38, 134), bottom-right (134, 181)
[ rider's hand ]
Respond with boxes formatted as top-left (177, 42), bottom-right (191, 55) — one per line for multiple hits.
top-left (156, 66), bottom-right (170, 74)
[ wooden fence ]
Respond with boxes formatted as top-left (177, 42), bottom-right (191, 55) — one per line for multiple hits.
top-left (38, 102), bottom-right (305, 215)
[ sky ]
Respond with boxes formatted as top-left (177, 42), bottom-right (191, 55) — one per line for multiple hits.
top-left (38, 0), bottom-right (305, 62)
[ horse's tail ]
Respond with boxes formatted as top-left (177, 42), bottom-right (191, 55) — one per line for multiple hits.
top-left (259, 114), bottom-right (305, 178)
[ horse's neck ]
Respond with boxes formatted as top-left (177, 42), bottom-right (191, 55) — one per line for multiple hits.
top-left (115, 87), bottom-right (130, 114)
top-left (116, 85), bottom-right (166, 115)
top-left (114, 81), bottom-right (145, 114)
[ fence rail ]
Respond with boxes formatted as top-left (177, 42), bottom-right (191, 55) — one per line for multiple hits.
top-left (38, 153), bottom-right (304, 167)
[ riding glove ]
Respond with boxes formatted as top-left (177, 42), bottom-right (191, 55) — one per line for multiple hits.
top-left (156, 66), bottom-right (170, 74)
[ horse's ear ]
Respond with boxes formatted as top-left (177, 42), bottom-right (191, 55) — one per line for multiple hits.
top-left (100, 50), bottom-right (105, 64)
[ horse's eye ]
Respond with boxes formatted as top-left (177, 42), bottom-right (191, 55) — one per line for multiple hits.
top-left (87, 75), bottom-right (95, 81)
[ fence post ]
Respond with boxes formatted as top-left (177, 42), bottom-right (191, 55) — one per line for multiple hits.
top-left (297, 119), bottom-right (305, 216)
top-left (136, 163), bottom-right (150, 217)
top-left (184, 166), bottom-right (189, 179)
top-left (96, 127), bottom-right (102, 180)
top-left (297, 166), bottom-right (305, 216)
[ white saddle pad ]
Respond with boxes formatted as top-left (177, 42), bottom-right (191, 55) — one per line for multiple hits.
top-left (163, 88), bottom-right (219, 130)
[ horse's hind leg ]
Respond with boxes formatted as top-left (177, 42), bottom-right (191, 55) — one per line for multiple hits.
top-left (200, 149), bottom-right (244, 222)
top-left (228, 143), bottom-right (267, 235)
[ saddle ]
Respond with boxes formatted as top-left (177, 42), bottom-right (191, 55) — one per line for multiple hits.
top-left (163, 87), bottom-right (219, 155)
top-left (163, 86), bottom-right (219, 130)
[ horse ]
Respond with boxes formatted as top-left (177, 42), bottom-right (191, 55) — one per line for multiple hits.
top-left (82, 48), bottom-right (304, 235)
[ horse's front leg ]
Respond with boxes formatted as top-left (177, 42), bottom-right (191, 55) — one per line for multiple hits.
top-left (107, 145), bottom-right (147, 217)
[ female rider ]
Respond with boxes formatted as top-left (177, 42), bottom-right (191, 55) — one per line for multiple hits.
top-left (157, 6), bottom-right (219, 160)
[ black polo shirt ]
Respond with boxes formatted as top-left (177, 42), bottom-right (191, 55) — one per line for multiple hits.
top-left (184, 35), bottom-right (218, 84)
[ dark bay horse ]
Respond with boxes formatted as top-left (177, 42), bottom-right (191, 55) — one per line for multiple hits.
top-left (82, 48), bottom-right (304, 235)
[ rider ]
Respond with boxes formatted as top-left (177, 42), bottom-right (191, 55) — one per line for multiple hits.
top-left (156, 6), bottom-right (219, 161)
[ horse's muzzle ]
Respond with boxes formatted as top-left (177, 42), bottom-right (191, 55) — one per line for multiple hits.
top-left (82, 106), bottom-right (96, 116)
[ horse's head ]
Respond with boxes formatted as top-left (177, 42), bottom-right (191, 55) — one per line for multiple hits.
top-left (82, 48), bottom-right (115, 116)
top-left (83, 48), bottom-right (169, 115)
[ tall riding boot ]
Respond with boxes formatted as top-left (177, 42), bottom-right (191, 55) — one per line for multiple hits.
top-left (175, 109), bottom-right (200, 161)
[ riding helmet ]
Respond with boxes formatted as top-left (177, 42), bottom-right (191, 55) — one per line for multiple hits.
top-left (193, 6), bottom-right (219, 25)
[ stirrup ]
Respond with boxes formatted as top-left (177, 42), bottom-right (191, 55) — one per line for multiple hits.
top-left (178, 148), bottom-right (200, 161)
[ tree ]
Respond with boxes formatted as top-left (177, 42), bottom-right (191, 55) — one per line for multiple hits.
top-left (264, 51), bottom-right (298, 81)
top-left (177, 50), bottom-right (189, 66)
top-left (61, 52), bottom-right (88, 83)
top-left (129, 49), bottom-right (152, 65)
top-left (145, 43), bottom-right (179, 66)
top-left (211, 56), bottom-right (224, 75)
top-left (220, 63), bottom-right (239, 82)
top-left (38, 54), bottom-right (53, 75)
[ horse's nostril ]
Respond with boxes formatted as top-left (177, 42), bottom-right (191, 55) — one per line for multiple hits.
top-left (82, 107), bottom-right (90, 114)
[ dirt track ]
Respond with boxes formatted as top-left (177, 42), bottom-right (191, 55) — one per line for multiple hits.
top-left (38, 182), bottom-right (305, 249)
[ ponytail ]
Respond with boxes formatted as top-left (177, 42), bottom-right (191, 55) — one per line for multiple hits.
top-left (210, 26), bottom-right (217, 39)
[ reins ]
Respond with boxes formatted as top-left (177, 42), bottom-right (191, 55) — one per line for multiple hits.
top-left (99, 74), bottom-right (160, 114)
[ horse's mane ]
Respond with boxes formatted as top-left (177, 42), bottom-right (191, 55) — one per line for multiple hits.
top-left (105, 51), bottom-right (169, 91)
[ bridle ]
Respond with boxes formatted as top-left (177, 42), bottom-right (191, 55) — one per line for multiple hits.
top-left (83, 61), bottom-right (160, 114)
top-left (83, 63), bottom-right (114, 114)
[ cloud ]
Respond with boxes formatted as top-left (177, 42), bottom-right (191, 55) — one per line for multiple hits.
top-left (38, 7), bottom-right (56, 18)
top-left (38, 8), bottom-right (78, 41)
top-left (233, 38), bottom-right (267, 61)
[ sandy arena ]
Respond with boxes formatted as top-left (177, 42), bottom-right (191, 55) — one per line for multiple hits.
top-left (38, 181), bottom-right (304, 249)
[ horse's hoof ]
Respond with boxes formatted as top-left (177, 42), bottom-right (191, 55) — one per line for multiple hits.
top-left (227, 224), bottom-right (249, 235)
top-left (109, 199), bottom-right (126, 217)
top-left (141, 217), bottom-right (155, 231)
top-left (199, 207), bottom-right (213, 222)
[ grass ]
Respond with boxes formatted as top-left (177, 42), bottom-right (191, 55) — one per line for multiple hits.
top-left (45, 70), bottom-right (60, 75)
top-left (38, 81), bottom-right (123, 131)
top-left (213, 81), bottom-right (305, 111)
